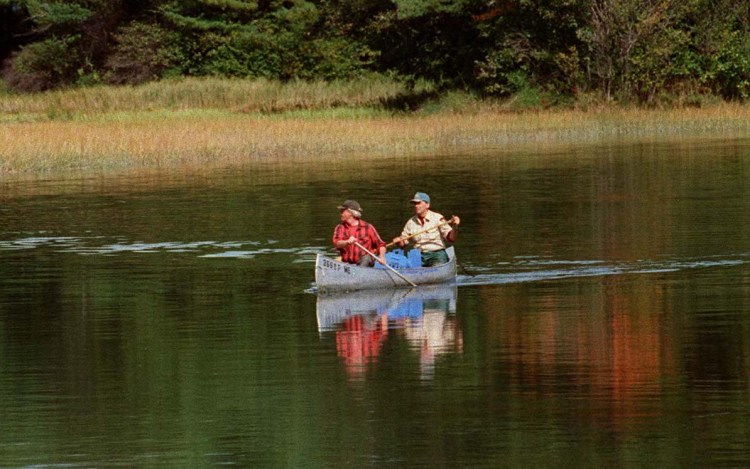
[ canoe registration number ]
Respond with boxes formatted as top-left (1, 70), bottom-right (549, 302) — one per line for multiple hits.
top-left (321, 258), bottom-right (351, 274)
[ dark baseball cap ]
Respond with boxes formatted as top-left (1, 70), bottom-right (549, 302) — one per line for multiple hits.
top-left (337, 200), bottom-right (362, 211)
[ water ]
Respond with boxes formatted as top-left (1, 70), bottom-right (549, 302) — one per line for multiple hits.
top-left (1, 138), bottom-right (750, 467)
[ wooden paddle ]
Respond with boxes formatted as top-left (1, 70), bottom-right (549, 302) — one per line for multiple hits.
top-left (386, 216), bottom-right (456, 248)
top-left (354, 241), bottom-right (417, 287)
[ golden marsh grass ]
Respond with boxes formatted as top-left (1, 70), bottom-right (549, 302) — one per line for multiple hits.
top-left (3, 78), bottom-right (750, 179)
top-left (0, 76), bottom-right (421, 117)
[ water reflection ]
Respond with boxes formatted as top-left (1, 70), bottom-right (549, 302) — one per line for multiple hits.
top-left (316, 285), bottom-right (462, 381)
top-left (490, 277), bottom-right (671, 428)
top-left (2, 141), bottom-right (750, 466)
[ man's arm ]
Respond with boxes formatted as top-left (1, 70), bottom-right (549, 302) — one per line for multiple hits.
top-left (392, 222), bottom-right (412, 247)
top-left (332, 225), bottom-right (355, 249)
top-left (378, 245), bottom-right (387, 264)
top-left (445, 216), bottom-right (460, 243)
top-left (368, 225), bottom-right (388, 264)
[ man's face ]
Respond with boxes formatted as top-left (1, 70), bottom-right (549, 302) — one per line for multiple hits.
top-left (413, 201), bottom-right (429, 217)
top-left (340, 208), bottom-right (353, 222)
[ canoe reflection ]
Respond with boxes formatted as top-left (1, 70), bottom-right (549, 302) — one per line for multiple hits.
top-left (316, 285), bottom-right (462, 380)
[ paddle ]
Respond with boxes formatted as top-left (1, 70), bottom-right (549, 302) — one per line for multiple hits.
top-left (354, 241), bottom-right (417, 288)
top-left (386, 216), bottom-right (457, 248)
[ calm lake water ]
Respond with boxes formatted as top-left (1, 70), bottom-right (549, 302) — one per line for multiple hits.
top-left (1, 138), bottom-right (750, 467)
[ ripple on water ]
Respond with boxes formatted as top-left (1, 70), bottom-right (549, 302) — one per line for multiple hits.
top-left (1, 233), bottom-right (748, 286)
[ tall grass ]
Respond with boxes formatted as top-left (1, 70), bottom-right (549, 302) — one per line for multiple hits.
top-left (2, 77), bottom-right (750, 178)
top-left (0, 75), bottom-right (432, 119)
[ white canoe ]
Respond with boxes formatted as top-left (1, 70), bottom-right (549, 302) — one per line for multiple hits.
top-left (316, 284), bottom-right (458, 332)
top-left (314, 247), bottom-right (456, 293)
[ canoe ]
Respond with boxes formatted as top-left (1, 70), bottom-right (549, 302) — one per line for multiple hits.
top-left (314, 247), bottom-right (456, 293)
top-left (316, 283), bottom-right (457, 332)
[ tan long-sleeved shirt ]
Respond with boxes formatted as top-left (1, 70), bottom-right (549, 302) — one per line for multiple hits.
top-left (400, 210), bottom-right (453, 252)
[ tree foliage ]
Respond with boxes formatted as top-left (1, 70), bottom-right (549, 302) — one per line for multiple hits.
top-left (106, 22), bottom-right (182, 84)
top-left (1, 0), bottom-right (750, 103)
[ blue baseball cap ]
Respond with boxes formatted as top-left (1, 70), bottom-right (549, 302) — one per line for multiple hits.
top-left (410, 192), bottom-right (430, 204)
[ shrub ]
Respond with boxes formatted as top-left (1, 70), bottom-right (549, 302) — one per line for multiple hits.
top-left (3, 36), bottom-right (80, 92)
top-left (200, 29), bottom-right (284, 79)
top-left (710, 32), bottom-right (750, 100)
top-left (106, 22), bottom-right (183, 85)
top-left (296, 38), bottom-right (376, 80)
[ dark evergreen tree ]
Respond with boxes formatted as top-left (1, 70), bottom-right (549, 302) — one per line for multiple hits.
top-left (0, 0), bottom-right (748, 103)
top-left (2, 0), bottom-right (126, 90)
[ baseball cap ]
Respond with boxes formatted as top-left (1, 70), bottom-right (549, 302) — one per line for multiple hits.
top-left (410, 192), bottom-right (430, 204)
top-left (337, 200), bottom-right (362, 211)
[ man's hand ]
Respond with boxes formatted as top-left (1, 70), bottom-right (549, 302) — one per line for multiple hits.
top-left (449, 216), bottom-right (460, 226)
top-left (392, 236), bottom-right (407, 247)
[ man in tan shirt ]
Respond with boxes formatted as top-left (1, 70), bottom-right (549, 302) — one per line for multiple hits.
top-left (392, 192), bottom-right (460, 266)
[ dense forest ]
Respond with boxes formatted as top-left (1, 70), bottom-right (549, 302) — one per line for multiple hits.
top-left (1, 0), bottom-right (749, 104)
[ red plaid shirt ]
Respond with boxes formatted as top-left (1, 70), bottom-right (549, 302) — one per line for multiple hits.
top-left (333, 220), bottom-right (386, 264)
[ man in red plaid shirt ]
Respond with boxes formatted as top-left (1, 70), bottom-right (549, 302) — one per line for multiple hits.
top-left (332, 200), bottom-right (387, 267)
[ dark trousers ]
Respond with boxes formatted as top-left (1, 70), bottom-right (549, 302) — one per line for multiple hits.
top-left (358, 254), bottom-right (375, 267)
top-left (421, 249), bottom-right (449, 267)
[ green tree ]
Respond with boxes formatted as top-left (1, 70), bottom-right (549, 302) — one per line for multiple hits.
top-left (0, 1), bottom-right (33, 63)
top-left (578, 0), bottom-right (686, 101)
top-left (2, 0), bottom-right (125, 90)
top-left (2, 0), bottom-right (749, 104)
top-left (474, 0), bottom-right (588, 98)
top-left (155, 0), bottom-right (373, 80)
top-left (106, 21), bottom-right (182, 84)
top-left (361, 0), bottom-right (486, 87)
top-left (688, 0), bottom-right (750, 100)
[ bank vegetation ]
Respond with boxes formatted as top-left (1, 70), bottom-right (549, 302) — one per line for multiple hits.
top-left (3, 77), bottom-right (750, 178)
top-left (2, 1), bottom-right (750, 105)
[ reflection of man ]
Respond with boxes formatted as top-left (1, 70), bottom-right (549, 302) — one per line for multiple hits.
top-left (404, 309), bottom-right (463, 379)
top-left (329, 293), bottom-right (462, 381)
top-left (335, 313), bottom-right (388, 379)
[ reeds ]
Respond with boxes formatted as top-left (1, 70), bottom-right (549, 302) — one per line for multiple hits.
top-left (0, 76), bottom-right (426, 118)
top-left (3, 77), bottom-right (750, 178)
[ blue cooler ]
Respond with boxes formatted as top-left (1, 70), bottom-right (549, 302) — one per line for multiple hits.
top-left (375, 248), bottom-right (410, 269)
top-left (407, 249), bottom-right (422, 268)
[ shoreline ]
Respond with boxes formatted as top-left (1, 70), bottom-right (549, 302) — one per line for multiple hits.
top-left (3, 82), bottom-right (750, 180)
